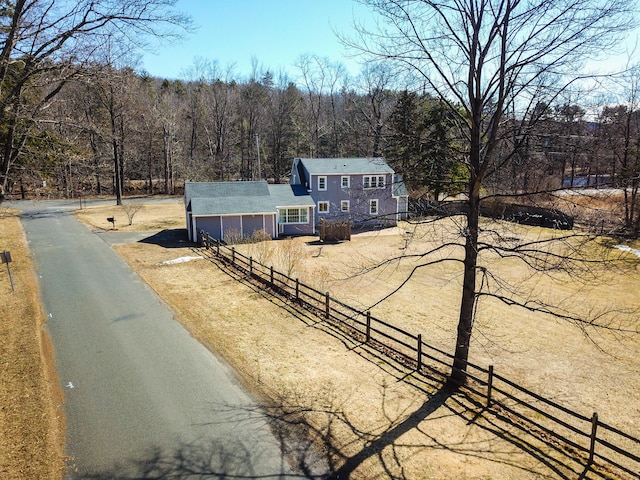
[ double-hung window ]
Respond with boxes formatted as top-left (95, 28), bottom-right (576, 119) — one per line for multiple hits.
top-left (318, 201), bottom-right (329, 214)
top-left (363, 175), bottom-right (385, 189)
top-left (318, 176), bottom-right (327, 191)
top-left (341, 200), bottom-right (350, 212)
top-left (341, 176), bottom-right (350, 189)
top-left (369, 199), bottom-right (379, 215)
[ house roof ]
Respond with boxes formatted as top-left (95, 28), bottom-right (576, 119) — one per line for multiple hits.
top-left (268, 184), bottom-right (315, 208)
top-left (392, 174), bottom-right (409, 197)
top-left (295, 157), bottom-right (394, 175)
top-left (185, 181), bottom-right (269, 203)
top-left (185, 181), bottom-right (313, 216)
top-left (191, 196), bottom-right (276, 216)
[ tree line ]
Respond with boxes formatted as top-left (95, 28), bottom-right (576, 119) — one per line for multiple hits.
top-left (3, 54), bottom-right (640, 235)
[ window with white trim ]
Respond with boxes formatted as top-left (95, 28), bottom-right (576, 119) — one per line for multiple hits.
top-left (279, 208), bottom-right (308, 224)
top-left (341, 200), bottom-right (350, 212)
top-left (369, 199), bottom-right (379, 215)
top-left (318, 176), bottom-right (327, 191)
top-left (318, 201), bottom-right (329, 213)
top-left (341, 176), bottom-right (350, 188)
top-left (363, 175), bottom-right (385, 189)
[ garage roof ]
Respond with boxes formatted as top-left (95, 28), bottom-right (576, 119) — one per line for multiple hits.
top-left (186, 181), bottom-right (313, 216)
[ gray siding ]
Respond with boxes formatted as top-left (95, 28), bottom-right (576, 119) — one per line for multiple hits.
top-left (242, 215), bottom-right (265, 237)
top-left (196, 214), bottom-right (276, 241)
top-left (312, 173), bottom-right (398, 226)
top-left (223, 216), bottom-right (242, 237)
top-left (196, 216), bottom-right (222, 240)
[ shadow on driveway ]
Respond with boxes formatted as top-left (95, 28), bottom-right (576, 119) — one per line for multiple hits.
top-left (96, 228), bottom-right (193, 248)
top-left (138, 228), bottom-right (194, 248)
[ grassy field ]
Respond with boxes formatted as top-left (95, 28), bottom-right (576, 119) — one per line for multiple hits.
top-left (0, 208), bottom-right (64, 480)
top-left (3, 198), bottom-right (639, 479)
top-left (79, 201), bottom-right (640, 478)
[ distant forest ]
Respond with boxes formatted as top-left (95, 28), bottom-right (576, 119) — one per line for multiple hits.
top-left (2, 56), bottom-right (640, 215)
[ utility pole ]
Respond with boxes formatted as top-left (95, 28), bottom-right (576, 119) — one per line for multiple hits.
top-left (255, 133), bottom-right (261, 180)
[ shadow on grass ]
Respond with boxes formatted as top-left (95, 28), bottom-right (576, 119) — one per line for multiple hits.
top-left (138, 228), bottom-right (194, 248)
top-left (189, 246), bottom-right (618, 479)
top-left (74, 385), bottom-right (608, 480)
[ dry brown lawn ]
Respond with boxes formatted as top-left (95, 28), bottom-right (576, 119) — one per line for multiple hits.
top-left (74, 201), bottom-right (186, 232)
top-left (0, 208), bottom-right (64, 480)
top-left (5, 198), bottom-right (638, 479)
top-left (73, 201), bottom-right (640, 479)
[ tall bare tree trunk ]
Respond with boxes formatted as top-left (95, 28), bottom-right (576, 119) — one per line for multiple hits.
top-left (450, 172), bottom-right (481, 385)
top-left (163, 124), bottom-right (171, 194)
top-left (113, 137), bottom-right (122, 205)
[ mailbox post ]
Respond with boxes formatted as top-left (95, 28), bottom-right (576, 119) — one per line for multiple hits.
top-left (1, 250), bottom-right (14, 291)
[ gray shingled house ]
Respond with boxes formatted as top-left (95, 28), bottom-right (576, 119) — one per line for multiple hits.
top-left (185, 157), bottom-right (409, 242)
top-left (291, 157), bottom-right (408, 227)
top-left (184, 180), bottom-right (315, 242)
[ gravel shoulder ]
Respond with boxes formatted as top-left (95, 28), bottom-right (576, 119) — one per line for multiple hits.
top-left (0, 208), bottom-right (64, 480)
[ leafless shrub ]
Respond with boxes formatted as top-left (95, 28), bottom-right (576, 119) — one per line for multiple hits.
top-left (121, 203), bottom-right (143, 226)
top-left (301, 266), bottom-right (333, 295)
top-left (223, 229), bottom-right (243, 245)
top-left (246, 230), bottom-right (274, 265)
top-left (274, 237), bottom-right (306, 278)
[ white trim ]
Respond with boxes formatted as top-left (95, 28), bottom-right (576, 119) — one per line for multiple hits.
top-left (341, 175), bottom-right (350, 188)
top-left (363, 175), bottom-right (385, 189)
top-left (278, 207), bottom-right (309, 224)
top-left (318, 175), bottom-right (327, 191)
top-left (369, 199), bottom-right (379, 215)
top-left (318, 201), bottom-right (329, 214)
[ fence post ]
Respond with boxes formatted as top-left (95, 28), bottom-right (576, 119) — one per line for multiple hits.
top-left (216, 239), bottom-right (220, 256)
top-left (417, 334), bottom-right (422, 371)
top-left (295, 279), bottom-right (299, 300)
top-left (270, 266), bottom-right (274, 284)
top-left (487, 365), bottom-right (494, 407)
top-left (589, 412), bottom-right (598, 466)
top-left (249, 256), bottom-right (253, 274)
top-left (231, 247), bottom-right (235, 264)
top-left (325, 292), bottom-right (330, 319)
top-left (366, 311), bottom-right (371, 343)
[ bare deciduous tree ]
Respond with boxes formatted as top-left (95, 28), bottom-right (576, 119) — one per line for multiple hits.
top-left (0, 0), bottom-right (191, 193)
top-left (597, 66), bottom-right (640, 237)
top-left (348, 0), bottom-right (637, 385)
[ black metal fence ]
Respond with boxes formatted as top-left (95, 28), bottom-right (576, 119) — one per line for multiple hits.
top-left (200, 231), bottom-right (640, 479)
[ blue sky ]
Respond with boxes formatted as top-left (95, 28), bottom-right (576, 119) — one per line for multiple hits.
top-left (140, 0), bottom-right (375, 81)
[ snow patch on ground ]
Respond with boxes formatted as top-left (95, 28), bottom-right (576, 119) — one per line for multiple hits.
top-left (157, 256), bottom-right (203, 265)
top-left (614, 245), bottom-right (640, 258)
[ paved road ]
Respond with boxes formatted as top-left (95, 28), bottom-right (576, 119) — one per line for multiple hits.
top-left (10, 200), bottom-right (296, 479)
